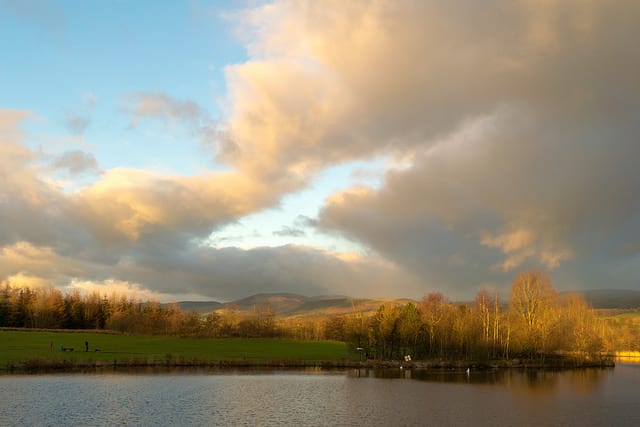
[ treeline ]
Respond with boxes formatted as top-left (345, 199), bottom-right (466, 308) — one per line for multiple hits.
top-left (343, 271), bottom-right (638, 361)
top-left (0, 284), bottom-right (196, 334)
top-left (1, 271), bottom-right (638, 361)
top-left (347, 273), bottom-right (600, 362)
top-left (0, 281), bottom-right (317, 337)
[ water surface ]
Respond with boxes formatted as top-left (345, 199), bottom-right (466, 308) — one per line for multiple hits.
top-left (1, 364), bottom-right (638, 426)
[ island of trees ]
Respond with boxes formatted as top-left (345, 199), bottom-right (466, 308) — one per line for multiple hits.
top-left (1, 270), bottom-right (638, 367)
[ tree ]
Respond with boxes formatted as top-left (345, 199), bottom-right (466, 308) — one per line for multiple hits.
top-left (420, 292), bottom-right (447, 357)
top-left (476, 289), bottom-right (491, 345)
top-left (63, 289), bottom-right (86, 329)
top-left (219, 304), bottom-right (240, 336)
top-left (344, 307), bottom-right (370, 355)
top-left (559, 293), bottom-right (602, 359)
top-left (324, 316), bottom-right (346, 341)
top-left (98, 296), bottom-right (110, 329)
top-left (238, 305), bottom-right (277, 337)
top-left (0, 282), bottom-right (10, 326)
top-left (492, 289), bottom-right (502, 358)
top-left (397, 303), bottom-right (421, 358)
top-left (32, 287), bottom-right (65, 329)
top-left (510, 271), bottom-right (556, 327)
top-left (509, 270), bottom-right (558, 357)
top-left (9, 287), bottom-right (34, 327)
top-left (202, 311), bottom-right (222, 337)
top-left (371, 304), bottom-right (401, 359)
top-left (475, 288), bottom-right (502, 358)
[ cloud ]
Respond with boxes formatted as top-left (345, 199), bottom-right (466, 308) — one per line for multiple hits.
top-left (273, 225), bottom-right (306, 238)
top-left (51, 150), bottom-right (99, 175)
top-left (317, 103), bottom-right (640, 293)
top-left (3, 1), bottom-right (640, 301)
top-left (124, 92), bottom-right (229, 166)
top-left (1, 110), bottom-right (424, 300)
top-left (1, 110), bottom-right (275, 263)
top-left (65, 113), bottom-right (91, 135)
top-left (0, 109), bottom-right (68, 249)
top-left (204, 0), bottom-right (633, 295)
top-left (0, 109), bottom-right (32, 146)
top-left (222, 0), bottom-right (518, 179)
top-left (118, 244), bottom-right (425, 300)
top-left (71, 168), bottom-right (280, 244)
top-left (222, 0), bottom-right (639, 175)
top-left (63, 92), bottom-right (97, 136)
top-left (125, 92), bottom-right (208, 128)
top-left (63, 279), bottom-right (177, 302)
top-left (0, 241), bottom-right (86, 286)
top-left (272, 215), bottom-right (311, 238)
top-left (0, 240), bottom-right (423, 301)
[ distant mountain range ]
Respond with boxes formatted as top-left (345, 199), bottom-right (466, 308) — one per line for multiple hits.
top-left (173, 293), bottom-right (412, 317)
top-left (173, 289), bottom-right (640, 317)
top-left (569, 289), bottom-right (640, 309)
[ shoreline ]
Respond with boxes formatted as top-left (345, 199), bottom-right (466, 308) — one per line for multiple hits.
top-left (2, 356), bottom-right (615, 374)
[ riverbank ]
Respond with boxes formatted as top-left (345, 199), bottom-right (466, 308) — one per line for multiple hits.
top-left (2, 354), bottom-right (615, 374)
top-left (615, 351), bottom-right (640, 363)
top-left (0, 329), bottom-right (614, 373)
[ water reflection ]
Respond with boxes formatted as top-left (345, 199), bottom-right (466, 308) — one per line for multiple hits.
top-left (348, 365), bottom-right (613, 395)
top-left (0, 364), bottom-right (638, 426)
top-left (1, 365), bottom-right (338, 377)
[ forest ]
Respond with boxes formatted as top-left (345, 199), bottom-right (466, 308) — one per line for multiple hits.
top-left (1, 270), bottom-right (638, 362)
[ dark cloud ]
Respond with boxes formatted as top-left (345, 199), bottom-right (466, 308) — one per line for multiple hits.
top-left (111, 244), bottom-right (423, 301)
top-left (318, 107), bottom-right (640, 295)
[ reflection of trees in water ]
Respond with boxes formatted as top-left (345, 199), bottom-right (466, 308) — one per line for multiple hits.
top-left (563, 368), bottom-right (611, 395)
top-left (349, 367), bottom-right (608, 394)
top-left (499, 368), bottom-right (608, 395)
top-left (511, 370), bottom-right (559, 394)
top-left (351, 368), bottom-right (506, 385)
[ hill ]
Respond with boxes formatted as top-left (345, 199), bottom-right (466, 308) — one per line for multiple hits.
top-left (573, 289), bottom-right (640, 309)
top-left (228, 293), bottom-right (308, 315)
top-left (175, 293), bottom-right (413, 317)
top-left (174, 289), bottom-right (640, 317)
top-left (172, 301), bottom-right (223, 313)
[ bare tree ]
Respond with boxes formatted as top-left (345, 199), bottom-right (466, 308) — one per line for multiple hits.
top-left (420, 292), bottom-right (447, 357)
top-left (510, 270), bottom-right (556, 327)
top-left (509, 270), bottom-right (558, 358)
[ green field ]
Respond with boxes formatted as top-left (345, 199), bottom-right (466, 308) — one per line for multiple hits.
top-left (612, 311), bottom-right (640, 321)
top-left (0, 330), bottom-right (351, 369)
top-left (597, 309), bottom-right (640, 322)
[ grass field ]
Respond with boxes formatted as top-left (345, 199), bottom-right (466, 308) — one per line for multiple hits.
top-left (596, 309), bottom-right (640, 321)
top-left (612, 311), bottom-right (640, 321)
top-left (0, 329), bottom-right (351, 369)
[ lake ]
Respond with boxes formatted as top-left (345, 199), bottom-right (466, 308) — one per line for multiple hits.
top-left (1, 364), bottom-right (638, 426)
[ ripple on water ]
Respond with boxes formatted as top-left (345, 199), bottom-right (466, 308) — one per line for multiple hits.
top-left (0, 366), bottom-right (639, 426)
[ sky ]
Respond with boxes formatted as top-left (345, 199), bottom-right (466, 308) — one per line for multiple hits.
top-left (1, 0), bottom-right (639, 302)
